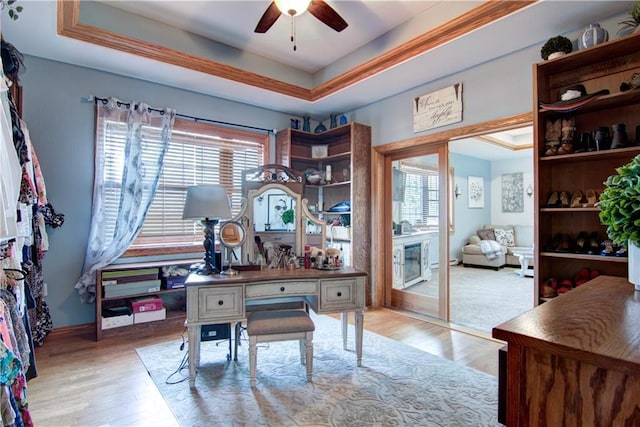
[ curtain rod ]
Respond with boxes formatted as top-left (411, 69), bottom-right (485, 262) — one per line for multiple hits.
top-left (87, 96), bottom-right (276, 134)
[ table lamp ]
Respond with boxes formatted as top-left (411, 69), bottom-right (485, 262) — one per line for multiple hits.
top-left (182, 184), bottom-right (232, 275)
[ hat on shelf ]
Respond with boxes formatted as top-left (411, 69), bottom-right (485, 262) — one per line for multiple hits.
top-left (539, 84), bottom-right (609, 112)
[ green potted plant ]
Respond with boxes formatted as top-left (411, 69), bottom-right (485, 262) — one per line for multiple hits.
top-left (282, 208), bottom-right (295, 230)
top-left (540, 35), bottom-right (573, 60)
top-left (617, 0), bottom-right (640, 36)
top-left (598, 154), bottom-right (640, 289)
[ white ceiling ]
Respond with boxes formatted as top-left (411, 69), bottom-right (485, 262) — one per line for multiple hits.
top-left (0, 1), bottom-right (631, 159)
top-left (101, 0), bottom-right (445, 74)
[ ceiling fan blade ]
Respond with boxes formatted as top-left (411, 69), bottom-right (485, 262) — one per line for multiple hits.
top-left (308, 0), bottom-right (348, 32)
top-left (255, 1), bottom-right (282, 33)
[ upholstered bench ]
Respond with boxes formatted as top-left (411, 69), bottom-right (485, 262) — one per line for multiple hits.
top-left (246, 309), bottom-right (315, 388)
top-left (234, 297), bottom-right (308, 360)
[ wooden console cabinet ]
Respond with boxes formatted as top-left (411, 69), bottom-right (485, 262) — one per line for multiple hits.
top-left (493, 276), bottom-right (640, 426)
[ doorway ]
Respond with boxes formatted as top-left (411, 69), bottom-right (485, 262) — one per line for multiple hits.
top-left (390, 151), bottom-right (446, 319)
top-left (371, 112), bottom-right (533, 328)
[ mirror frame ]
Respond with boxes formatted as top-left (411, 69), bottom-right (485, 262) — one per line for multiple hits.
top-left (244, 182), bottom-right (328, 263)
top-left (247, 183), bottom-right (303, 261)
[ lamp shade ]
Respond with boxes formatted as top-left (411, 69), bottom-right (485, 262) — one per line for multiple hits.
top-left (182, 184), bottom-right (231, 220)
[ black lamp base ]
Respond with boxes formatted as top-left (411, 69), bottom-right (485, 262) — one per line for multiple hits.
top-left (191, 251), bottom-right (222, 276)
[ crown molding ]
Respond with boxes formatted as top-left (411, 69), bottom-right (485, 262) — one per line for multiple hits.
top-left (57, 0), bottom-right (535, 103)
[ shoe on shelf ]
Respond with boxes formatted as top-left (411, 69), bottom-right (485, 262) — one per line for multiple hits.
top-left (570, 191), bottom-right (583, 208)
top-left (601, 239), bottom-right (615, 256)
top-left (559, 191), bottom-right (570, 207)
top-left (556, 233), bottom-right (572, 252)
top-left (557, 279), bottom-right (573, 294)
top-left (574, 268), bottom-right (591, 286)
top-left (540, 278), bottom-right (558, 298)
top-left (541, 280), bottom-right (558, 298)
top-left (616, 244), bottom-right (628, 257)
top-left (545, 191), bottom-right (559, 207)
top-left (590, 269), bottom-right (601, 280)
top-left (545, 233), bottom-right (562, 251)
top-left (588, 232), bottom-right (601, 255)
top-left (575, 231), bottom-right (589, 253)
top-left (585, 189), bottom-right (598, 207)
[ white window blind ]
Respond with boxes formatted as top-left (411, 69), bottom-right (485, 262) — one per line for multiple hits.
top-left (399, 162), bottom-right (439, 227)
top-left (98, 116), bottom-right (267, 249)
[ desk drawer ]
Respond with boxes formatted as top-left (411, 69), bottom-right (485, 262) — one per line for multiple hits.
top-left (320, 279), bottom-right (359, 310)
top-left (246, 280), bottom-right (318, 299)
top-left (197, 286), bottom-right (243, 321)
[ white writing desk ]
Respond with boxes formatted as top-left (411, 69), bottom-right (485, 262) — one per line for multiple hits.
top-left (185, 267), bottom-right (367, 387)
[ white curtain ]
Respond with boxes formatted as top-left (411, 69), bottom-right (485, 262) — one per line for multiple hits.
top-left (74, 97), bottom-right (175, 303)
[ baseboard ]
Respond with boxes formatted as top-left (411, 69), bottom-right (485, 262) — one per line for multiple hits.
top-left (46, 322), bottom-right (94, 337)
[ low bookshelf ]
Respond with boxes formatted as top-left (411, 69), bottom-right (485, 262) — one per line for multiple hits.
top-left (95, 258), bottom-right (200, 341)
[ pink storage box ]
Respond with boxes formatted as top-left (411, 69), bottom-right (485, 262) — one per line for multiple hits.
top-left (130, 296), bottom-right (163, 313)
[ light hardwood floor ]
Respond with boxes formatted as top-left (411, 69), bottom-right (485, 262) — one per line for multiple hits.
top-left (26, 308), bottom-right (504, 426)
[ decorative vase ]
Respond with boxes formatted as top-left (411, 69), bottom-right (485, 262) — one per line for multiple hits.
top-left (314, 122), bottom-right (326, 133)
top-left (339, 114), bottom-right (347, 125)
top-left (302, 116), bottom-right (311, 132)
top-left (580, 23), bottom-right (608, 49)
top-left (290, 118), bottom-right (300, 130)
top-left (629, 240), bottom-right (640, 291)
top-left (330, 114), bottom-right (338, 129)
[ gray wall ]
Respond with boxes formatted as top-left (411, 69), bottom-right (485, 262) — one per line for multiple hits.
top-left (20, 56), bottom-right (292, 327)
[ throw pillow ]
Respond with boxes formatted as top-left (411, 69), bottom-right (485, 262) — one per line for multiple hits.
top-left (477, 228), bottom-right (496, 241)
top-left (494, 228), bottom-right (515, 247)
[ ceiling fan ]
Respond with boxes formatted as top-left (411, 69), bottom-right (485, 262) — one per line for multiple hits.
top-left (255, 0), bottom-right (348, 50)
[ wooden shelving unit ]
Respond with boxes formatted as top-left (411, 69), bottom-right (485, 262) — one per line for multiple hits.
top-left (533, 32), bottom-right (640, 303)
top-left (275, 122), bottom-right (372, 304)
top-left (95, 258), bottom-right (200, 340)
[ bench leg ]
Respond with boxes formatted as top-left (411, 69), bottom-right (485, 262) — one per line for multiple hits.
top-left (249, 335), bottom-right (257, 388)
top-left (299, 339), bottom-right (306, 365)
top-left (305, 331), bottom-right (313, 382)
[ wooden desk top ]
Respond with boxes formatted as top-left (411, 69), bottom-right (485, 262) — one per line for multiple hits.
top-left (493, 276), bottom-right (640, 374)
top-left (185, 266), bottom-right (367, 286)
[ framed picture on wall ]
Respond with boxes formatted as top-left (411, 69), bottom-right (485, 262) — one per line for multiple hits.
top-left (468, 176), bottom-right (484, 208)
top-left (502, 172), bottom-right (524, 213)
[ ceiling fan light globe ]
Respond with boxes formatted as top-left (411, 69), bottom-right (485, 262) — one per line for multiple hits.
top-left (275, 0), bottom-right (311, 16)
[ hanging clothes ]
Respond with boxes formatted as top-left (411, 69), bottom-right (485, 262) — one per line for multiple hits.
top-left (0, 67), bottom-right (21, 241)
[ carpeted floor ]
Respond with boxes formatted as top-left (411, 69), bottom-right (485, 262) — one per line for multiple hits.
top-left (404, 265), bottom-right (534, 332)
top-left (137, 314), bottom-right (500, 427)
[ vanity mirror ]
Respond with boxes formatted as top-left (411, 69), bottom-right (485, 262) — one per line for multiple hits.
top-left (219, 221), bottom-right (246, 275)
top-left (242, 164), bottom-right (327, 266)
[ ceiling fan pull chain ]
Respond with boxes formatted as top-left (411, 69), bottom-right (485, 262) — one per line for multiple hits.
top-left (290, 15), bottom-right (297, 51)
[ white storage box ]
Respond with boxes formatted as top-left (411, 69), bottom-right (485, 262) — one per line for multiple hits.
top-left (101, 314), bottom-right (133, 330)
top-left (134, 307), bottom-right (167, 324)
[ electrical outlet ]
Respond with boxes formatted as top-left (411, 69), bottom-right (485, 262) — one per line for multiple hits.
top-left (42, 283), bottom-right (47, 297)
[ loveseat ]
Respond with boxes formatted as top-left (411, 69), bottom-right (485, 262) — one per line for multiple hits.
top-left (462, 224), bottom-right (533, 269)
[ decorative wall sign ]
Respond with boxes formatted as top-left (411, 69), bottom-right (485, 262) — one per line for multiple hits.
top-left (502, 172), bottom-right (524, 213)
top-left (468, 176), bottom-right (484, 209)
top-left (413, 83), bottom-right (463, 133)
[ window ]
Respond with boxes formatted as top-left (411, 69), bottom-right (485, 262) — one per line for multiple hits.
top-left (399, 161), bottom-right (439, 228)
top-left (98, 116), bottom-right (267, 253)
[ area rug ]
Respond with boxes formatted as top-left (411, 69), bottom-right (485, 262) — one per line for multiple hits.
top-left (136, 314), bottom-right (500, 426)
